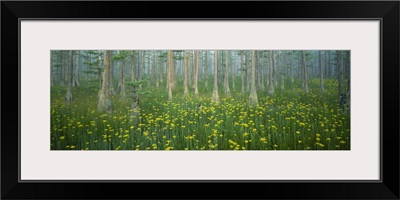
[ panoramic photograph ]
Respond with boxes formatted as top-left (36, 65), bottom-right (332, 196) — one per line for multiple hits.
top-left (50, 50), bottom-right (350, 150)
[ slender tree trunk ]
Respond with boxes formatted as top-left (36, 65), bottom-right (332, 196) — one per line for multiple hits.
top-left (117, 60), bottom-right (122, 91)
top-left (204, 51), bottom-right (209, 88)
top-left (187, 51), bottom-right (192, 88)
top-left (265, 51), bottom-right (271, 89)
top-left (302, 50), bottom-right (308, 93)
top-left (260, 51), bottom-right (265, 90)
top-left (119, 59), bottom-right (126, 98)
top-left (267, 51), bottom-right (274, 96)
top-left (97, 52), bottom-right (102, 89)
top-left (130, 51), bottom-right (135, 82)
top-left (72, 51), bottom-right (80, 87)
top-left (139, 51), bottom-right (144, 89)
top-left (153, 51), bottom-right (157, 84)
top-left (183, 50), bottom-right (189, 98)
top-left (273, 51), bottom-right (278, 87)
top-left (246, 51), bottom-right (250, 92)
top-left (159, 52), bottom-right (163, 83)
top-left (249, 50), bottom-right (258, 106)
top-left (155, 51), bottom-right (159, 89)
top-left (347, 51), bottom-right (351, 113)
top-left (291, 50), bottom-right (295, 83)
top-left (241, 51), bottom-right (245, 94)
top-left (98, 51), bottom-right (113, 113)
top-left (171, 52), bottom-right (176, 90)
top-left (257, 51), bottom-right (262, 90)
top-left (148, 51), bottom-right (151, 87)
top-left (224, 50), bottom-right (231, 97)
top-left (63, 51), bottom-right (68, 86)
top-left (167, 50), bottom-right (173, 101)
top-left (65, 50), bottom-right (73, 105)
top-left (194, 50), bottom-right (199, 98)
top-left (232, 51), bottom-right (235, 91)
top-left (212, 50), bottom-right (220, 103)
top-left (166, 53), bottom-right (169, 90)
top-left (62, 52), bottom-right (65, 84)
top-left (109, 51), bottom-right (115, 95)
top-left (324, 51), bottom-right (328, 78)
top-left (58, 53), bottom-right (63, 85)
top-left (319, 50), bottom-right (324, 92)
top-left (337, 51), bottom-right (343, 101)
top-left (179, 52), bottom-right (183, 83)
top-left (327, 51), bottom-right (331, 78)
top-left (281, 51), bottom-right (285, 90)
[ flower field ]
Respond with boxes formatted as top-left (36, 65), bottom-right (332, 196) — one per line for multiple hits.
top-left (51, 78), bottom-right (350, 150)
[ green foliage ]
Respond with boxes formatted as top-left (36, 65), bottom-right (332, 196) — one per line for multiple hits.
top-left (112, 50), bottom-right (130, 61)
top-left (51, 78), bottom-right (350, 151)
top-left (138, 91), bottom-right (152, 95)
top-left (127, 79), bottom-right (148, 87)
top-left (81, 51), bottom-right (103, 76)
top-left (126, 79), bottom-right (152, 98)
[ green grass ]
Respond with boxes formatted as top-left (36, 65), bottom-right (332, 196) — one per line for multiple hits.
top-left (50, 77), bottom-right (350, 150)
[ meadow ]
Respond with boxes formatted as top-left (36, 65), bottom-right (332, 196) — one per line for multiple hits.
top-left (50, 78), bottom-right (350, 150)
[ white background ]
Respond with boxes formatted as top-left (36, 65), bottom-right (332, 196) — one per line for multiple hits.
top-left (21, 21), bottom-right (380, 180)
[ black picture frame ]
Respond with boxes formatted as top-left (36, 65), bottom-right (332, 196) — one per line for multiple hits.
top-left (2, 1), bottom-right (399, 199)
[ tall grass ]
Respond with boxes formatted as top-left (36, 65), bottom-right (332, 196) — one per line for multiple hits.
top-left (51, 78), bottom-right (350, 150)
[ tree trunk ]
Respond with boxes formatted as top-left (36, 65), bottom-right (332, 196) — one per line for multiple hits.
top-left (204, 51), bottom-right (208, 88)
top-left (65, 50), bottom-right (73, 105)
top-left (267, 51), bottom-right (274, 96)
top-left (246, 51), bottom-right (250, 92)
top-left (327, 51), bottom-right (331, 78)
top-left (224, 50), bottom-right (231, 97)
top-left (58, 53), bottom-right (63, 85)
top-left (72, 51), bottom-right (80, 87)
top-left (337, 51), bottom-right (349, 112)
top-left (167, 50), bottom-right (173, 101)
top-left (257, 51), bottom-right (262, 90)
top-left (324, 51), bottom-right (328, 78)
top-left (130, 51), bottom-right (135, 82)
top-left (183, 50), bottom-right (189, 98)
top-left (109, 51), bottom-right (115, 95)
top-left (232, 51), bottom-right (235, 91)
top-left (240, 51), bottom-right (245, 94)
top-left (98, 50), bottom-right (113, 113)
top-left (337, 51), bottom-right (343, 101)
top-left (171, 52), bottom-right (176, 90)
top-left (319, 50), bottom-right (324, 92)
top-left (212, 50), bottom-right (220, 103)
top-left (148, 51), bottom-right (151, 87)
top-left (280, 51), bottom-right (285, 90)
top-left (291, 50), bottom-right (295, 83)
top-left (119, 59), bottom-right (126, 98)
top-left (62, 51), bottom-right (68, 86)
top-left (159, 52), bottom-right (163, 83)
top-left (187, 51), bottom-right (192, 88)
top-left (260, 51), bottom-right (265, 90)
top-left (273, 51), bottom-right (278, 87)
top-left (139, 51), bottom-right (144, 89)
top-left (155, 51), bottom-right (159, 89)
top-left (302, 50), bottom-right (308, 93)
top-left (97, 52), bottom-right (102, 89)
top-left (249, 50), bottom-right (258, 106)
top-left (194, 50), bottom-right (199, 98)
top-left (346, 51), bottom-right (351, 113)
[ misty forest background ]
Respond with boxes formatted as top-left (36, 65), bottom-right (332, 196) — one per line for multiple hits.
top-left (51, 50), bottom-right (350, 150)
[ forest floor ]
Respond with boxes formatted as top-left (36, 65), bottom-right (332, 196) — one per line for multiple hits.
top-left (51, 78), bottom-right (350, 150)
